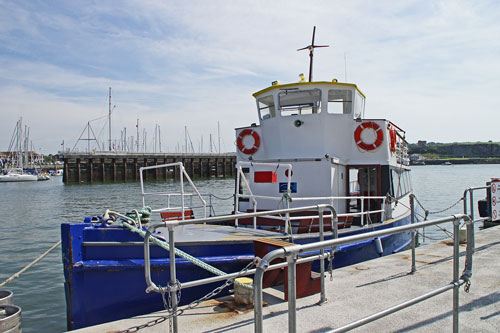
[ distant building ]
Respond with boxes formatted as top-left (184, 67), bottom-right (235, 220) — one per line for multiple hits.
top-left (410, 154), bottom-right (424, 161)
top-left (417, 140), bottom-right (427, 148)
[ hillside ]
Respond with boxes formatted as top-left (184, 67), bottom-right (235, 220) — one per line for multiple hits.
top-left (409, 141), bottom-right (500, 159)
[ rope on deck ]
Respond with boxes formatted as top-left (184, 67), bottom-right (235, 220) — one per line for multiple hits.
top-left (116, 215), bottom-right (253, 290)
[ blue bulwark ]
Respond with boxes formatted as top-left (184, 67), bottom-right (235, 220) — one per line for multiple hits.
top-left (279, 182), bottom-right (297, 193)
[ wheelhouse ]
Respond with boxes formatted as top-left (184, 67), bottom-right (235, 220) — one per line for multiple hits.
top-left (235, 80), bottom-right (411, 229)
top-left (256, 81), bottom-right (365, 120)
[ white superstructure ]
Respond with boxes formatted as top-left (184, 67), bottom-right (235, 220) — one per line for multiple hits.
top-left (235, 80), bottom-right (411, 220)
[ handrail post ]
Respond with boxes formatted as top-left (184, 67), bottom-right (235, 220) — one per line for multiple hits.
top-left (452, 216), bottom-right (460, 333)
top-left (254, 248), bottom-right (286, 333)
top-left (318, 208), bottom-right (326, 304)
top-left (361, 197), bottom-right (365, 226)
top-left (410, 194), bottom-right (416, 273)
top-left (168, 225), bottom-right (179, 332)
top-left (462, 189), bottom-right (468, 217)
top-left (180, 165), bottom-right (185, 220)
top-left (235, 166), bottom-right (241, 227)
top-left (287, 254), bottom-right (298, 333)
top-left (468, 190), bottom-right (475, 249)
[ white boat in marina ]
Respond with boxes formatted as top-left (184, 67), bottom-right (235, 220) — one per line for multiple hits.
top-left (1, 117), bottom-right (49, 183)
top-left (37, 173), bottom-right (51, 181)
top-left (0, 168), bottom-right (38, 182)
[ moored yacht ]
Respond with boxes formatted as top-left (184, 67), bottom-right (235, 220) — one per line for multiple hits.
top-left (0, 168), bottom-right (38, 182)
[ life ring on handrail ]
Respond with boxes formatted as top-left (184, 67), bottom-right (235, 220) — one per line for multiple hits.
top-left (237, 129), bottom-right (260, 155)
top-left (354, 121), bottom-right (384, 151)
top-left (389, 126), bottom-right (397, 153)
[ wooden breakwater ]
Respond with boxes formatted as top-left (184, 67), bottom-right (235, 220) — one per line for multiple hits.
top-left (61, 152), bottom-right (236, 183)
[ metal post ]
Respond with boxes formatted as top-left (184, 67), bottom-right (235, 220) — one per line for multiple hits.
top-left (452, 217), bottom-right (460, 333)
top-left (469, 190), bottom-right (475, 250)
top-left (254, 264), bottom-right (265, 333)
top-left (410, 194), bottom-right (416, 273)
top-left (462, 190), bottom-right (468, 217)
top-left (180, 165), bottom-right (185, 220)
top-left (360, 198), bottom-right (364, 226)
top-left (235, 166), bottom-right (241, 227)
top-left (209, 194), bottom-right (213, 217)
top-left (168, 226), bottom-right (179, 332)
top-left (287, 254), bottom-right (297, 333)
top-left (318, 209), bottom-right (326, 304)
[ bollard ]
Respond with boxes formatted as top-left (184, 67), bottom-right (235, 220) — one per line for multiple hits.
top-left (0, 304), bottom-right (21, 333)
top-left (0, 291), bottom-right (13, 306)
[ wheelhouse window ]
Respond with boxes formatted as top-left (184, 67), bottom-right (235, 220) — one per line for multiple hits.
top-left (354, 90), bottom-right (365, 119)
top-left (327, 89), bottom-right (352, 114)
top-left (258, 95), bottom-right (276, 120)
top-left (278, 89), bottom-right (321, 116)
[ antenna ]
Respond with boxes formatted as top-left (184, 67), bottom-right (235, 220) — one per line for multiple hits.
top-left (297, 26), bottom-right (329, 82)
top-left (344, 52), bottom-right (347, 82)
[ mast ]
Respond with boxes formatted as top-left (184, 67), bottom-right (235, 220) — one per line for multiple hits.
top-left (158, 126), bottom-right (162, 152)
top-left (108, 87), bottom-right (112, 151)
top-left (218, 122), bottom-right (221, 154)
top-left (297, 26), bottom-right (329, 82)
top-left (136, 119), bottom-right (139, 152)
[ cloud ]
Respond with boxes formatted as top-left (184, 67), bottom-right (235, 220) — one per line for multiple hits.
top-left (0, 0), bottom-right (499, 153)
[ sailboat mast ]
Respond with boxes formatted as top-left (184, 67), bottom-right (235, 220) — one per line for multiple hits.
top-left (218, 122), bottom-right (220, 154)
top-left (108, 87), bottom-right (112, 151)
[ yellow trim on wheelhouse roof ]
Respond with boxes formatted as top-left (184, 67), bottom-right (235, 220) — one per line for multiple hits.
top-left (253, 81), bottom-right (366, 98)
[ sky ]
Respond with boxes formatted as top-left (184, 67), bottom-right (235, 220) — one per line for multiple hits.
top-left (1, 0), bottom-right (499, 154)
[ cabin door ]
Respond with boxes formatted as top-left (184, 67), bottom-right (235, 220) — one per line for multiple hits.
top-left (346, 165), bottom-right (381, 224)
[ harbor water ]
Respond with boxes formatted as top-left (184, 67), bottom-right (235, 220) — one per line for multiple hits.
top-left (0, 164), bottom-right (497, 332)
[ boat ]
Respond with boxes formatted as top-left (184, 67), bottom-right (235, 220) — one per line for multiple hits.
top-left (1, 117), bottom-right (44, 182)
top-left (37, 172), bottom-right (51, 181)
top-left (0, 168), bottom-right (38, 182)
top-left (61, 30), bottom-right (415, 330)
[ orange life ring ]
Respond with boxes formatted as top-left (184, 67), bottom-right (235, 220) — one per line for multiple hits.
top-left (389, 126), bottom-right (397, 152)
top-left (354, 121), bottom-right (384, 151)
top-left (237, 129), bottom-right (260, 155)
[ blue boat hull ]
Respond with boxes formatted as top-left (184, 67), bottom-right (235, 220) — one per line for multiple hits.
top-left (61, 215), bottom-right (411, 330)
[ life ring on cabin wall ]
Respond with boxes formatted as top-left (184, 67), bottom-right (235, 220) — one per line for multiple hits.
top-left (237, 129), bottom-right (261, 155)
top-left (354, 121), bottom-right (384, 151)
top-left (389, 126), bottom-right (397, 153)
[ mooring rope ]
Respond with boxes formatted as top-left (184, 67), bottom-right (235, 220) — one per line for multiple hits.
top-left (105, 210), bottom-right (253, 290)
top-left (0, 240), bottom-right (62, 288)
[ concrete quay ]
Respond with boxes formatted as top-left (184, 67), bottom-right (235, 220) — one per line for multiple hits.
top-left (73, 225), bottom-right (500, 332)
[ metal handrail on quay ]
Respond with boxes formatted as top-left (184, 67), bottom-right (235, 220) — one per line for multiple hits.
top-left (142, 204), bottom-right (338, 333)
top-left (253, 213), bottom-right (475, 333)
top-left (137, 186), bottom-right (484, 333)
